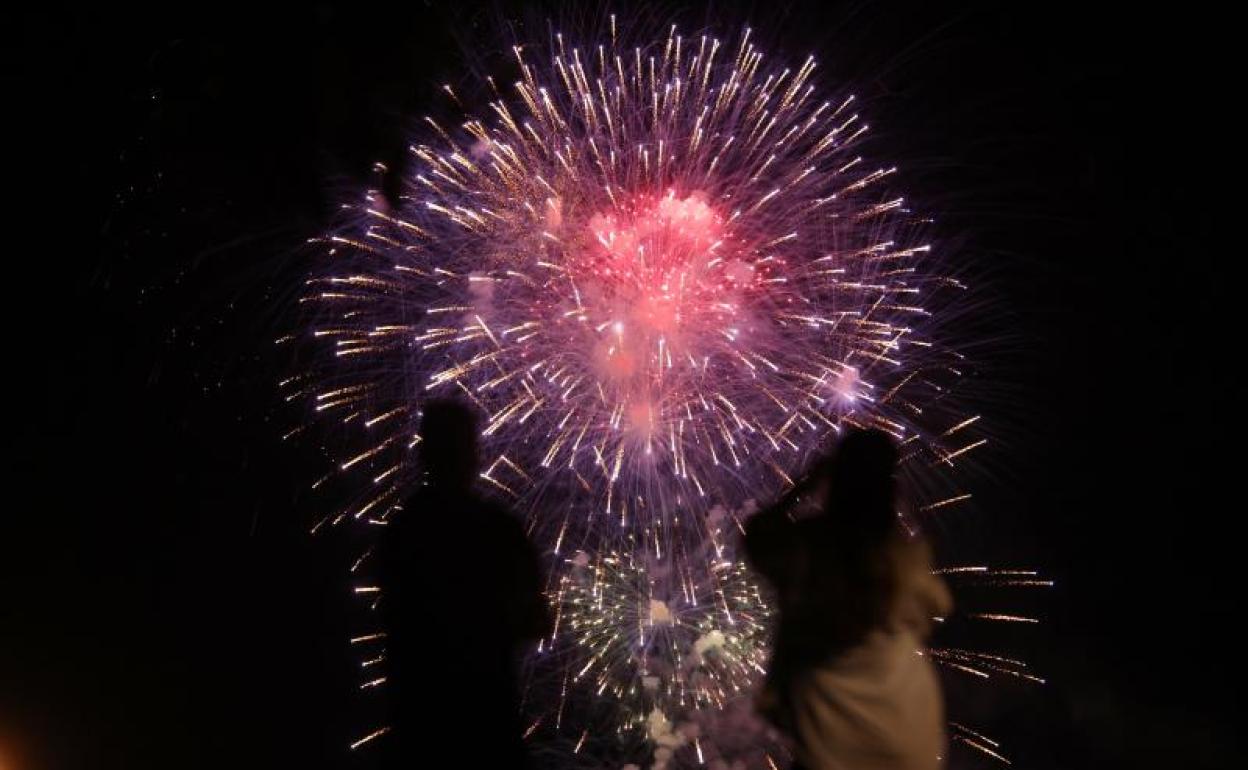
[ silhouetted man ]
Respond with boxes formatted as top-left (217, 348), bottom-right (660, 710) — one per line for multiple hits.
top-left (377, 400), bottom-right (550, 768)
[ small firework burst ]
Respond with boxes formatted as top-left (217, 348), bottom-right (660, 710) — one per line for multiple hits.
top-left (557, 549), bottom-right (770, 710)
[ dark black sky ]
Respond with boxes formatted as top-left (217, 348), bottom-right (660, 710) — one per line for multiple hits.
top-left (2, 2), bottom-right (1236, 769)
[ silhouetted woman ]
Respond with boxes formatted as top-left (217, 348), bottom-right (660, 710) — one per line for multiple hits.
top-left (745, 429), bottom-right (952, 770)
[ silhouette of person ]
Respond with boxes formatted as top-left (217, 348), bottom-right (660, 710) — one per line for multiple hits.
top-left (377, 400), bottom-right (551, 768)
top-left (744, 428), bottom-right (953, 770)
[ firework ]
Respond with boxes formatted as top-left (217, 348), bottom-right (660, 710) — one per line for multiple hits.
top-left (285, 18), bottom-right (1043, 768)
top-left (557, 548), bottom-right (769, 708)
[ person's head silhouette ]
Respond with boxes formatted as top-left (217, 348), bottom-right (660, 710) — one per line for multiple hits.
top-left (418, 399), bottom-right (480, 492)
top-left (825, 428), bottom-right (900, 541)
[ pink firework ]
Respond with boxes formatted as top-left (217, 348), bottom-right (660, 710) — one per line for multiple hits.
top-left (285, 18), bottom-right (1032, 769)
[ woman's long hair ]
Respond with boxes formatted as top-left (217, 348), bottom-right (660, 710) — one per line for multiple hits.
top-left (783, 429), bottom-right (902, 666)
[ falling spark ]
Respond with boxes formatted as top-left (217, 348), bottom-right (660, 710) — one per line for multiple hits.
top-left (349, 726), bottom-right (390, 750)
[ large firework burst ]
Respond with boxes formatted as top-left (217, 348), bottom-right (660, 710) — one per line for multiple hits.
top-left (283, 17), bottom-right (1044, 768)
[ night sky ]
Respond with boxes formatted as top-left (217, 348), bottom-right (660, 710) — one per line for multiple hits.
top-left (2, 3), bottom-right (1235, 768)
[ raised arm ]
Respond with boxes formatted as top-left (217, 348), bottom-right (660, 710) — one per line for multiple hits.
top-left (743, 468), bottom-right (822, 587)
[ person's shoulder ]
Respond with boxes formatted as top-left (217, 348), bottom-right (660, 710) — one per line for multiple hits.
top-left (895, 530), bottom-right (930, 550)
top-left (472, 495), bottom-right (513, 516)
top-left (891, 531), bottom-right (936, 567)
